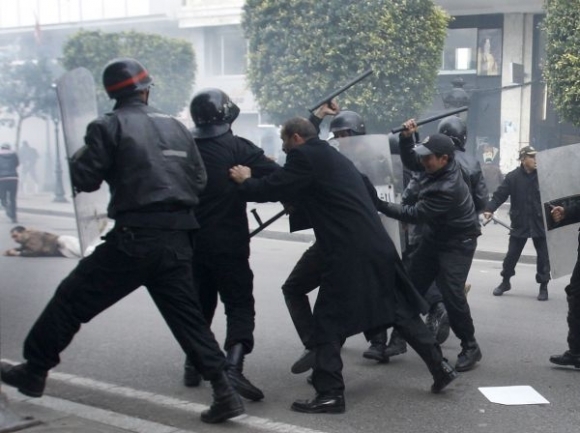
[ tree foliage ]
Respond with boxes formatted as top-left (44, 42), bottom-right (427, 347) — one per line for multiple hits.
top-left (543, 0), bottom-right (580, 126)
top-left (61, 30), bottom-right (196, 115)
top-left (0, 58), bottom-right (56, 151)
top-left (242, 0), bottom-right (449, 132)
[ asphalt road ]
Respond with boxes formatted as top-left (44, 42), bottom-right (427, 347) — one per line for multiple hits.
top-left (1, 212), bottom-right (579, 433)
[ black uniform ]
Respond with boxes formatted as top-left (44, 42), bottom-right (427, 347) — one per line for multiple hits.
top-left (194, 130), bottom-right (279, 352)
top-left (21, 96), bottom-right (227, 379)
top-left (454, 149), bottom-right (488, 213)
top-left (485, 165), bottom-right (550, 284)
top-left (557, 203), bottom-right (580, 353)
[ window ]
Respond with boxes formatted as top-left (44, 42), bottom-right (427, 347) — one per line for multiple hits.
top-left (205, 25), bottom-right (247, 76)
top-left (440, 28), bottom-right (478, 74)
top-left (477, 28), bottom-right (502, 76)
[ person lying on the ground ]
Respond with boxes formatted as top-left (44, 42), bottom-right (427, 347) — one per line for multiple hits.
top-left (4, 226), bottom-right (81, 258)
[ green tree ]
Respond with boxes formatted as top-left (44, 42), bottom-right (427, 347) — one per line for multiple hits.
top-left (242, 0), bottom-right (449, 132)
top-left (61, 30), bottom-right (196, 115)
top-left (543, 0), bottom-right (580, 126)
top-left (0, 58), bottom-right (55, 152)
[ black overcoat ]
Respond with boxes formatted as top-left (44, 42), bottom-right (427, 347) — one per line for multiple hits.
top-left (238, 137), bottom-right (426, 343)
top-left (485, 165), bottom-right (545, 238)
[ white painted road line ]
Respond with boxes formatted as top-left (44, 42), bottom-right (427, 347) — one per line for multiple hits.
top-left (2, 360), bottom-right (329, 433)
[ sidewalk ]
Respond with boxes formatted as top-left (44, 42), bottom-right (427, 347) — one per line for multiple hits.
top-left (14, 192), bottom-right (537, 263)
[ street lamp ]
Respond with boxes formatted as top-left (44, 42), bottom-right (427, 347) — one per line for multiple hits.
top-left (51, 84), bottom-right (68, 203)
top-left (443, 77), bottom-right (471, 109)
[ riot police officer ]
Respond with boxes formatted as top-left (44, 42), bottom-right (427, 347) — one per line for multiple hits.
top-left (438, 115), bottom-right (488, 213)
top-left (0, 58), bottom-right (244, 424)
top-left (184, 88), bottom-right (279, 401)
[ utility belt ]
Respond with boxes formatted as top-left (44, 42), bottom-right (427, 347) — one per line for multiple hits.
top-left (115, 208), bottom-right (199, 230)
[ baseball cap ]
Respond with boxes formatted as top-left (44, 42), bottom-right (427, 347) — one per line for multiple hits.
top-left (518, 145), bottom-right (537, 159)
top-left (414, 134), bottom-right (455, 156)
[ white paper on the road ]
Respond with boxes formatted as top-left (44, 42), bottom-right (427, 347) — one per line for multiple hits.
top-left (479, 386), bottom-right (549, 405)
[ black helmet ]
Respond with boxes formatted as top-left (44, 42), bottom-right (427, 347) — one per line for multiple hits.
top-left (387, 133), bottom-right (400, 155)
top-left (438, 116), bottom-right (467, 150)
top-left (102, 58), bottom-right (153, 99)
top-left (189, 88), bottom-right (240, 139)
top-left (329, 111), bottom-right (366, 136)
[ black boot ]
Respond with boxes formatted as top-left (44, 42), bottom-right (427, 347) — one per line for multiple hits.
top-left (226, 343), bottom-right (264, 401)
top-left (200, 370), bottom-right (245, 423)
top-left (549, 350), bottom-right (580, 368)
top-left (430, 358), bottom-right (458, 393)
top-left (0, 362), bottom-right (47, 398)
top-left (537, 283), bottom-right (549, 301)
top-left (493, 279), bottom-right (511, 296)
top-left (385, 330), bottom-right (407, 357)
top-left (425, 302), bottom-right (450, 345)
top-left (395, 317), bottom-right (455, 393)
top-left (291, 349), bottom-right (316, 374)
top-left (455, 340), bottom-right (482, 372)
top-left (183, 357), bottom-right (202, 387)
top-left (362, 330), bottom-right (389, 363)
top-left (291, 392), bottom-right (345, 414)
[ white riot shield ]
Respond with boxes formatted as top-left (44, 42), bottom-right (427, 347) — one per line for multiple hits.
top-left (56, 67), bottom-right (110, 257)
top-left (537, 143), bottom-right (580, 279)
top-left (336, 134), bottom-right (403, 257)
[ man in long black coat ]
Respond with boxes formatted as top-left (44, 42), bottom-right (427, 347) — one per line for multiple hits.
top-left (230, 117), bottom-right (457, 414)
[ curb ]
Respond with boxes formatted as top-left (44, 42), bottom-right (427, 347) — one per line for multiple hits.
top-left (17, 208), bottom-right (536, 264)
top-left (18, 207), bottom-right (75, 219)
top-left (255, 230), bottom-right (537, 264)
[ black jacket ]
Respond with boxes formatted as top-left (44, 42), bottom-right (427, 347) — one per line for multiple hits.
top-left (379, 158), bottom-right (480, 241)
top-left (485, 165), bottom-right (545, 238)
top-left (70, 96), bottom-right (206, 229)
top-left (0, 149), bottom-right (19, 179)
top-left (399, 134), bottom-right (487, 212)
top-left (238, 137), bottom-right (428, 343)
top-left (454, 149), bottom-right (488, 212)
top-left (194, 130), bottom-right (279, 256)
top-left (394, 135), bottom-right (480, 241)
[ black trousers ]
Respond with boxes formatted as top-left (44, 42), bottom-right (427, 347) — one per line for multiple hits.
top-left (407, 236), bottom-right (477, 344)
top-left (194, 254), bottom-right (255, 353)
top-left (566, 234), bottom-right (580, 353)
top-left (501, 235), bottom-right (551, 284)
top-left (23, 227), bottom-right (226, 379)
top-left (0, 178), bottom-right (17, 222)
top-left (281, 242), bottom-right (322, 349)
top-left (285, 243), bottom-right (443, 395)
top-left (312, 315), bottom-right (442, 395)
top-left (403, 232), bottom-right (443, 307)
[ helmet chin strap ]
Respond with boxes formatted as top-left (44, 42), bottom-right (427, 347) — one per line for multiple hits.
top-left (142, 88), bottom-right (150, 104)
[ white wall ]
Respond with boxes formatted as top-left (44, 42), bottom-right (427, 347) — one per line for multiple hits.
top-left (498, 13), bottom-right (535, 173)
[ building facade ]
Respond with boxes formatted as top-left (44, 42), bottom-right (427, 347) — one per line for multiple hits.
top-left (176, 0), bottom-right (578, 172)
top-left (0, 0), bottom-right (578, 173)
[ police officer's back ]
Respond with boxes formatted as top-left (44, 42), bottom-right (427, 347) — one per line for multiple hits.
top-left (0, 58), bottom-right (244, 424)
top-left (184, 88), bottom-right (279, 401)
top-left (438, 116), bottom-right (488, 213)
